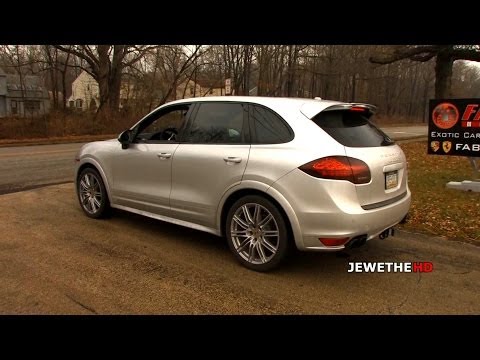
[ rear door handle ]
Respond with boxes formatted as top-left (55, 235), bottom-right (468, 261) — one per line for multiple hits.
top-left (157, 153), bottom-right (172, 159)
top-left (223, 156), bottom-right (242, 164)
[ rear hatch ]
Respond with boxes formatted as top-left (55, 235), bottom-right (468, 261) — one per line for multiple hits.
top-left (310, 104), bottom-right (408, 209)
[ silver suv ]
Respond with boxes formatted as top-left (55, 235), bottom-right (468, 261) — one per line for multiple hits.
top-left (75, 96), bottom-right (411, 271)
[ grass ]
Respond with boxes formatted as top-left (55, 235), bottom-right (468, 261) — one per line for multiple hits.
top-left (398, 141), bottom-right (480, 245)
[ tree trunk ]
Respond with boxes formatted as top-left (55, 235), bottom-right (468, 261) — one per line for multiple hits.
top-left (286, 45), bottom-right (294, 97)
top-left (108, 72), bottom-right (122, 109)
top-left (61, 51), bottom-right (70, 110)
top-left (97, 45), bottom-right (111, 111)
top-left (44, 46), bottom-right (58, 110)
top-left (351, 73), bottom-right (356, 102)
top-left (107, 45), bottom-right (125, 110)
top-left (434, 53), bottom-right (453, 98)
top-left (96, 45), bottom-right (125, 112)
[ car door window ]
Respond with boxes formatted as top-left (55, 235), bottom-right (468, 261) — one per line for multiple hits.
top-left (135, 104), bottom-right (191, 143)
top-left (183, 103), bottom-right (248, 144)
top-left (250, 104), bottom-right (293, 144)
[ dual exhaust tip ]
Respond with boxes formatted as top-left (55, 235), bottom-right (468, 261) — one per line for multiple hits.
top-left (345, 227), bottom-right (395, 249)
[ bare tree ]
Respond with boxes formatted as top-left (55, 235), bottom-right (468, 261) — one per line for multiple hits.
top-left (151, 45), bottom-right (206, 106)
top-left (370, 45), bottom-right (480, 98)
top-left (53, 45), bottom-right (160, 112)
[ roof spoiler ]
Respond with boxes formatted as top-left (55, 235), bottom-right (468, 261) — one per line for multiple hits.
top-left (323, 103), bottom-right (377, 116)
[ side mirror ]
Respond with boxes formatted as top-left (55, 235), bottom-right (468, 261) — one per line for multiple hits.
top-left (118, 129), bottom-right (132, 149)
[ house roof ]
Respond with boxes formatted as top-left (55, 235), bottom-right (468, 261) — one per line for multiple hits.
top-left (7, 74), bottom-right (43, 88)
top-left (5, 74), bottom-right (49, 99)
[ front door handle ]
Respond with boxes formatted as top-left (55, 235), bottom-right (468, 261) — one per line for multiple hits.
top-left (223, 156), bottom-right (242, 164)
top-left (157, 153), bottom-right (172, 159)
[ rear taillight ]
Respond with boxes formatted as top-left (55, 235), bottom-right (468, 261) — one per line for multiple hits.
top-left (299, 156), bottom-right (371, 184)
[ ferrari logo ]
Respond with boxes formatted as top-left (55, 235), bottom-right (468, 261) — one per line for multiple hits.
top-left (430, 141), bottom-right (440, 152)
top-left (442, 141), bottom-right (452, 153)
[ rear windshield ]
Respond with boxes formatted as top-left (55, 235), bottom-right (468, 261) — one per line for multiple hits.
top-left (312, 110), bottom-right (394, 147)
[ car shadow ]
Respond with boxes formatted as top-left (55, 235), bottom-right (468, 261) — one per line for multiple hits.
top-left (110, 208), bottom-right (389, 275)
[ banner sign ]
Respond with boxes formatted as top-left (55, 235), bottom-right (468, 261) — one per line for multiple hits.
top-left (428, 99), bottom-right (480, 156)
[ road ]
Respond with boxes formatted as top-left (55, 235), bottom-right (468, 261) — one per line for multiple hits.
top-left (0, 183), bottom-right (477, 314)
top-left (384, 125), bottom-right (428, 140)
top-left (0, 126), bottom-right (428, 195)
top-left (0, 142), bottom-right (85, 194)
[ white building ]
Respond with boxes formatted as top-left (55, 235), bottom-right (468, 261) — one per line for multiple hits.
top-left (67, 71), bottom-right (100, 111)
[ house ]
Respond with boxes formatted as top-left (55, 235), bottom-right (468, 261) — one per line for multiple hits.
top-left (0, 68), bottom-right (50, 117)
top-left (67, 70), bottom-right (135, 111)
top-left (67, 71), bottom-right (100, 111)
top-left (177, 77), bottom-right (225, 99)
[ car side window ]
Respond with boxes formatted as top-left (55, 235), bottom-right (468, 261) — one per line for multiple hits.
top-left (135, 104), bottom-right (190, 143)
top-left (183, 103), bottom-right (248, 144)
top-left (250, 104), bottom-right (293, 144)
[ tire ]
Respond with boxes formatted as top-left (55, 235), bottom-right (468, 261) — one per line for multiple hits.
top-left (226, 195), bottom-right (289, 272)
top-left (77, 167), bottom-right (110, 219)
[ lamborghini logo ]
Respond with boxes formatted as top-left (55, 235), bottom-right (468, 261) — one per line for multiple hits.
top-left (430, 141), bottom-right (440, 152)
top-left (442, 141), bottom-right (452, 153)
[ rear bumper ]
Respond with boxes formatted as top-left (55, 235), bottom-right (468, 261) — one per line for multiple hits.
top-left (269, 169), bottom-right (411, 251)
top-left (300, 191), bottom-right (410, 251)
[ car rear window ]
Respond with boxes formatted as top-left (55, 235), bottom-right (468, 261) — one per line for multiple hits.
top-left (312, 110), bottom-right (394, 147)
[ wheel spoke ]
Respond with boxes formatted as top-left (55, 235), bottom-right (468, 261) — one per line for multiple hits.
top-left (247, 241), bottom-right (256, 262)
top-left (84, 174), bottom-right (91, 187)
top-left (261, 238), bottom-right (277, 253)
top-left (256, 242), bottom-right (267, 263)
top-left (233, 215), bottom-right (249, 229)
top-left (242, 205), bottom-right (254, 224)
top-left (253, 204), bottom-right (260, 225)
top-left (232, 230), bottom-right (249, 237)
top-left (89, 197), bottom-right (96, 211)
top-left (94, 191), bottom-right (102, 197)
top-left (80, 180), bottom-right (88, 190)
top-left (81, 195), bottom-right (89, 205)
top-left (258, 214), bottom-right (273, 228)
top-left (237, 236), bottom-right (253, 253)
top-left (93, 197), bottom-right (101, 208)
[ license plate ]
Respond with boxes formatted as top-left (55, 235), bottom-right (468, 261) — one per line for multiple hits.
top-left (385, 171), bottom-right (398, 190)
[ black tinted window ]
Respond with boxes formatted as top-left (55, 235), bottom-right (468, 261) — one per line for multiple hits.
top-left (313, 110), bottom-right (394, 147)
top-left (136, 105), bottom-right (189, 142)
top-left (251, 105), bottom-right (293, 144)
top-left (185, 103), bottom-right (247, 144)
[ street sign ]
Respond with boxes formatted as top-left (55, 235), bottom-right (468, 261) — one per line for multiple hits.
top-left (428, 99), bottom-right (480, 157)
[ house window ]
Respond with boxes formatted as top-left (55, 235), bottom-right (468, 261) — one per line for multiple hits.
top-left (76, 99), bottom-right (83, 109)
top-left (24, 100), bottom-right (41, 112)
top-left (69, 100), bottom-right (75, 108)
top-left (11, 100), bottom-right (17, 115)
top-left (190, 86), bottom-right (194, 95)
